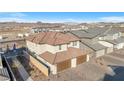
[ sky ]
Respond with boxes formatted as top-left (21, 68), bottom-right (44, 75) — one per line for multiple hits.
top-left (0, 12), bottom-right (124, 23)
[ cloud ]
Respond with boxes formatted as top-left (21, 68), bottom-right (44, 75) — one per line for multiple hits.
top-left (9, 13), bottom-right (26, 17)
top-left (0, 13), bottom-right (124, 23)
top-left (100, 16), bottom-right (124, 22)
top-left (0, 17), bottom-right (36, 23)
top-left (65, 18), bottom-right (77, 21)
top-left (0, 12), bottom-right (27, 22)
top-left (0, 17), bottom-right (25, 22)
top-left (0, 13), bottom-right (30, 22)
top-left (0, 12), bottom-right (26, 17)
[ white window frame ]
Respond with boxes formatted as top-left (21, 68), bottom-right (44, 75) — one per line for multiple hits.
top-left (73, 41), bottom-right (77, 46)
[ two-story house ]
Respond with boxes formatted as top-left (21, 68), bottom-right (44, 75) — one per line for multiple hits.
top-left (67, 28), bottom-right (108, 58)
top-left (26, 32), bottom-right (89, 75)
top-left (99, 27), bottom-right (122, 40)
top-left (31, 27), bottom-right (49, 33)
top-left (99, 27), bottom-right (124, 50)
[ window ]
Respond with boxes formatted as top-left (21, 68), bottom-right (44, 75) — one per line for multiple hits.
top-left (73, 41), bottom-right (77, 46)
top-left (59, 45), bottom-right (62, 50)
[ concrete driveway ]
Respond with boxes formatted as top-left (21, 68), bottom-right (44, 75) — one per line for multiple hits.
top-left (101, 49), bottom-right (124, 81)
top-left (48, 61), bottom-right (113, 81)
top-left (102, 54), bottom-right (124, 66)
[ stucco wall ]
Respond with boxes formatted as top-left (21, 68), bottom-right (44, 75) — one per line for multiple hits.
top-left (54, 44), bottom-right (67, 53)
top-left (96, 49), bottom-right (105, 58)
top-left (36, 55), bottom-right (57, 74)
top-left (68, 41), bottom-right (80, 48)
top-left (99, 41), bottom-right (113, 47)
top-left (101, 33), bottom-right (121, 40)
top-left (115, 43), bottom-right (124, 49)
top-left (26, 40), bottom-right (80, 55)
top-left (71, 58), bottom-right (76, 67)
top-left (30, 55), bottom-right (49, 76)
top-left (86, 55), bottom-right (90, 62)
top-left (106, 47), bottom-right (113, 53)
top-left (26, 41), bottom-right (49, 54)
top-left (26, 41), bottom-right (67, 54)
top-left (23, 51), bottom-right (50, 76)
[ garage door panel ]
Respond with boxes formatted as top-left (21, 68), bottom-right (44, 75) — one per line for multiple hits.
top-left (57, 60), bottom-right (71, 72)
top-left (77, 55), bottom-right (86, 65)
top-left (96, 50), bottom-right (105, 57)
top-left (106, 47), bottom-right (113, 53)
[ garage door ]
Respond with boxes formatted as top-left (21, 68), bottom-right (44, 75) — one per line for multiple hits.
top-left (77, 55), bottom-right (86, 65)
top-left (96, 49), bottom-right (105, 57)
top-left (57, 60), bottom-right (71, 72)
top-left (106, 47), bottom-right (113, 53)
top-left (117, 43), bottom-right (124, 49)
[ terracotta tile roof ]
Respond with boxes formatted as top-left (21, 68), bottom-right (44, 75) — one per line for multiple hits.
top-left (26, 32), bottom-right (79, 45)
top-left (39, 47), bottom-right (87, 64)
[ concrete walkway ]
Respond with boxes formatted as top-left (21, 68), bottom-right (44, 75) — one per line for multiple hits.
top-left (12, 58), bottom-right (33, 81)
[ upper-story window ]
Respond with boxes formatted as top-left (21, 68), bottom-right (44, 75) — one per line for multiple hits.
top-left (59, 45), bottom-right (62, 50)
top-left (73, 41), bottom-right (77, 46)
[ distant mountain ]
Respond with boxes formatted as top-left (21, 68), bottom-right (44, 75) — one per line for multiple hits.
top-left (63, 22), bottom-right (80, 25)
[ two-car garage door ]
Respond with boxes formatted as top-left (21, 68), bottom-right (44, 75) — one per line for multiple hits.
top-left (57, 55), bottom-right (87, 72)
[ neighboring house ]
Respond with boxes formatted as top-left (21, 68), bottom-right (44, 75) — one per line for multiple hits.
top-left (99, 27), bottom-right (122, 40)
top-left (26, 32), bottom-right (89, 75)
top-left (0, 38), bottom-right (26, 52)
top-left (31, 26), bottom-right (64, 33)
top-left (17, 33), bottom-right (30, 38)
top-left (80, 40), bottom-right (107, 58)
top-left (99, 37), bottom-right (124, 50)
top-left (31, 27), bottom-right (49, 33)
top-left (99, 27), bottom-right (124, 50)
top-left (110, 27), bottom-right (124, 36)
top-left (98, 41), bottom-right (114, 53)
top-left (0, 54), bottom-right (10, 81)
top-left (67, 28), bottom-right (108, 58)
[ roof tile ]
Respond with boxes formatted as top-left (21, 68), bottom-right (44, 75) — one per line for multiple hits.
top-left (39, 47), bottom-right (87, 64)
top-left (26, 32), bottom-right (79, 45)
